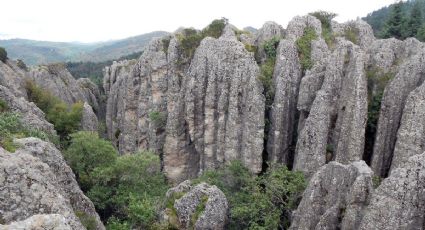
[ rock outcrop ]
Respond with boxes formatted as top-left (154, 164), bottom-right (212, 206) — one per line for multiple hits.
top-left (294, 40), bottom-right (368, 178)
top-left (163, 28), bottom-right (264, 182)
top-left (360, 153), bottom-right (425, 229)
top-left (290, 161), bottom-right (373, 229)
top-left (77, 78), bottom-right (103, 116)
top-left (81, 102), bottom-right (99, 132)
top-left (0, 138), bottom-right (104, 230)
top-left (371, 51), bottom-right (425, 177)
top-left (255, 21), bottom-right (285, 62)
top-left (0, 214), bottom-right (72, 230)
top-left (0, 60), bottom-right (27, 98)
top-left (0, 85), bottom-right (55, 134)
top-left (164, 181), bottom-right (229, 230)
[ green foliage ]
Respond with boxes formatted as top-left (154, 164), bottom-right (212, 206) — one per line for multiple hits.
top-left (380, 2), bottom-right (406, 39)
top-left (25, 80), bottom-right (83, 142)
top-left (309, 11), bottom-right (337, 47)
top-left (344, 25), bottom-right (360, 45)
top-left (296, 27), bottom-right (318, 72)
top-left (0, 112), bottom-right (53, 152)
top-left (406, 1), bottom-right (423, 37)
top-left (372, 175), bottom-right (382, 188)
top-left (244, 44), bottom-right (257, 53)
top-left (76, 211), bottom-right (97, 230)
top-left (149, 111), bottom-right (166, 128)
top-left (64, 131), bottom-right (118, 191)
top-left (201, 18), bottom-right (228, 39)
top-left (262, 37), bottom-right (280, 59)
top-left (190, 195), bottom-right (208, 228)
top-left (258, 58), bottom-right (276, 112)
top-left (0, 99), bottom-right (8, 113)
top-left (16, 59), bottom-right (28, 71)
top-left (88, 151), bottom-right (169, 229)
top-left (106, 217), bottom-right (130, 230)
top-left (177, 18), bottom-right (228, 63)
top-left (416, 23), bottom-right (425, 41)
top-left (194, 161), bottom-right (306, 229)
top-left (162, 37), bottom-right (171, 53)
top-left (0, 47), bottom-right (7, 63)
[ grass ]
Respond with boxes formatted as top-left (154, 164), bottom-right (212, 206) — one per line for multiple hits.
top-left (190, 195), bottom-right (209, 228)
top-left (296, 27), bottom-right (318, 72)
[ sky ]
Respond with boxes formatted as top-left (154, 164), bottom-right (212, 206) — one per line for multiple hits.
top-left (0, 0), bottom-right (395, 43)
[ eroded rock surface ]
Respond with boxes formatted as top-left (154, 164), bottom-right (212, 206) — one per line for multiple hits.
top-left (360, 153), bottom-right (425, 229)
top-left (165, 181), bottom-right (229, 230)
top-left (290, 161), bottom-right (373, 230)
top-left (0, 214), bottom-right (72, 230)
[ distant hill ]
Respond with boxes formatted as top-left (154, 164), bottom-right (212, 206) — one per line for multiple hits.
top-left (0, 31), bottom-right (168, 65)
top-left (363, 0), bottom-right (425, 37)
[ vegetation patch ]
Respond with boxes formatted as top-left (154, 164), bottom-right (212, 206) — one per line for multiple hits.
top-left (25, 79), bottom-right (83, 144)
top-left (16, 59), bottom-right (28, 71)
top-left (0, 47), bottom-right (7, 63)
top-left (162, 37), bottom-right (171, 53)
top-left (309, 11), bottom-right (337, 47)
top-left (344, 24), bottom-right (360, 45)
top-left (296, 27), bottom-right (318, 72)
top-left (149, 111), bottom-right (166, 128)
top-left (372, 175), bottom-right (382, 189)
top-left (193, 161), bottom-right (306, 229)
top-left (0, 112), bottom-right (53, 152)
top-left (75, 211), bottom-right (97, 230)
top-left (190, 195), bottom-right (209, 228)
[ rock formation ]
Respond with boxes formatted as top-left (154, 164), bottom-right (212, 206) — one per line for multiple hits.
top-left (290, 161), bottom-right (373, 229)
top-left (360, 153), bottom-right (425, 229)
top-left (0, 214), bottom-right (72, 230)
top-left (0, 138), bottom-right (105, 230)
top-left (164, 180), bottom-right (229, 229)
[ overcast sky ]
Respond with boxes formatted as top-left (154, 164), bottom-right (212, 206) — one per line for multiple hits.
top-left (0, 0), bottom-right (395, 43)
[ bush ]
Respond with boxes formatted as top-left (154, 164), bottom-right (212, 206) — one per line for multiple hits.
top-left (194, 161), bottom-right (306, 229)
top-left (65, 131), bottom-right (118, 191)
top-left (262, 37), bottom-right (280, 59)
top-left (149, 111), bottom-right (166, 128)
top-left (0, 112), bottom-right (52, 152)
top-left (88, 151), bottom-right (169, 229)
top-left (296, 27), bottom-right (318, 72)
top-left (344, 25), bottom-right (360, 45)
top-left (309, 11), bottom-right (337, 47)
top-left (25, 80), bottom-right (83, 142)
top-left (16, 59), bottom-right (28, 71)
top-left (0, 47), bottom-right (7, 63)
top-left (201, 18), bottom-right (228, 39)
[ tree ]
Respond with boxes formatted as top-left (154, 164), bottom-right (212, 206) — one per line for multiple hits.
top-left (0, 47), bottom-right (7, 63)
top-left (64, 131), bottom-right (118, 191)
top-left (405, 1), bottom-right (423, 37)
top-left (416, 23), bottom-right (425, 41)
top-left (381, 1), bottom-right (406, 39)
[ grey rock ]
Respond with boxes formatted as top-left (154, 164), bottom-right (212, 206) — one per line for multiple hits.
top-left (81, 102), bottom-right (99, 132)
top-left (0, 214), bottom-right (72, 230)
top-left (359, 153), bottom-right (425, 229)
top-left (286, 15), bottom-right (322, 40)
top-left (290, 161), bottom-right (373, 230)
top-left (0, 85), bottom-right (55, 135)
top-left (167, 181), bottom-right (229, 230)
top-left (0, 60), bottom-right (27, 98)
top-left (333, 20), bottom-right (375, 49)
top-left (255, 21), bottom-right (285, 62)
top-left (0, 147), bottom-right (84, 229)
top-left (164, 32), bottom-right (265, 183)
top-left (391, 81), bottom-right (425, 172)
top-left (29, 64), bottom-right (87, 105)
top-left (371, 51), bottom-right (425, 177)
top-left (14, 138), bottom-right (105, 230)
top-left (294, 40), bottom-right (368, 178)
top-left (77, 78), bottom-right (103, 116)
top-left (266, 39), bottom-right (302, 164)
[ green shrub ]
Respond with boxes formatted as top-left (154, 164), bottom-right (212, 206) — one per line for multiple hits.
top-left (16, 59), bottom-right (28, 71)
top-left (0, 112), bottom-right (53, 152)
top-left (88, 151), bottom-right (169, 229)
top-left (262, 37), bottom-right (280, 59)
top-left (258, 58), bottom-right (276, 111)
top-left (372, 175), bottom-right (382, 189)
top-left (65, 131), bottom-right (118, 191)
top-left (194, 161), bottom-right (306, 229)
top-left (162, 37), bottom-right (171, 53)
top-left (0, 47), bottom-right (7, 63)
top-left (149, 111), bottom-right (166, 128)
top-left (309, 11), bottom-right (337, 47)
top-left (244, 44), bottom-right (257, 53)
top-left (76, 211), bottom-right (97, 230)
top-left (201, 18), bottom-right (228, 39)
top-left (25, 80), bottom-right (83, 142)
top-left (0, 99), bottom-right (8, 113)
top-left (296, 27), bottom-right (318, 72)
top-left (344, 25), bottom-right (360, 45)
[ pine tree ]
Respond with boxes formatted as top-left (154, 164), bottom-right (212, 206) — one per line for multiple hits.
top-left (381, 1), bottom-right (406, 39)
top-left (406, 1), bottom-right (423, 37)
